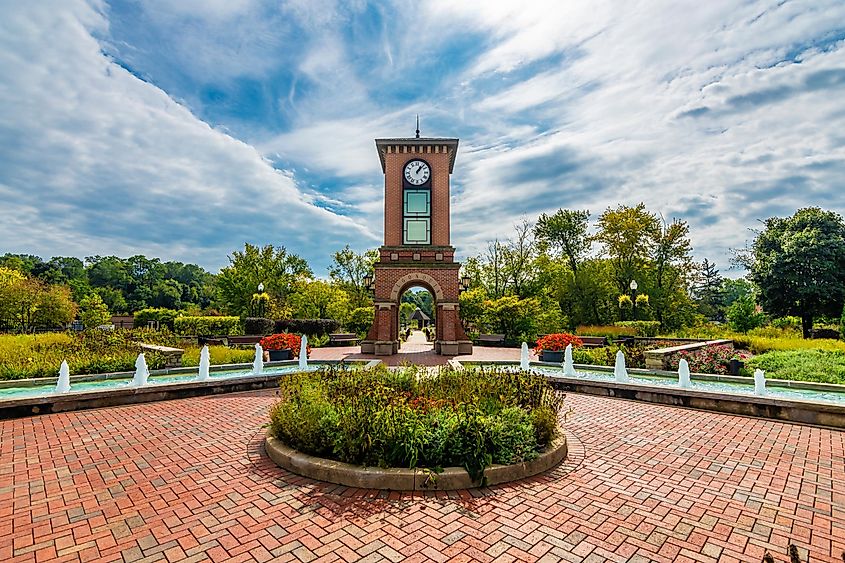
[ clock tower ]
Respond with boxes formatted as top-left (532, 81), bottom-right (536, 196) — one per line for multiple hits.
top-left (360, 133), bottom-right (473, 356)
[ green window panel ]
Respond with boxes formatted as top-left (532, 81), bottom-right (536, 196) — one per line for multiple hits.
top-left (404, 219), bottom-right (430, 244)
top-left (404, 190), bottom-right (430, 216)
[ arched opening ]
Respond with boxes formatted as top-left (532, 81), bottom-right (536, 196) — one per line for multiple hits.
top-left (398, 285), bottom-right (435, 349)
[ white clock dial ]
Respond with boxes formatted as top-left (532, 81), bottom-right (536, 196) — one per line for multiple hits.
top-left (404, 160), bottom-right (431, 185)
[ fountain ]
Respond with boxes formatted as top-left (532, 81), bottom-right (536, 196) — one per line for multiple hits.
top-left (131, 353), bottom-right (149, 387)
top-left (613, 350), bottom-right (630, 383)
top-left (298, 335), bottom-right (308, 370)
top-left (520, 342), bottom-right (530, 371)
top-left (55, 360), bottom-right (71, 394)
top-left (754, 369), bottom-right (767, 396)
top-left (198, 345), bottom-right (210, 381)
top-left (678, 358), bottom-right (692, 389)
top-left (562, 344), bottom-right (577, 377)
top-left (253, 343), bottom-right (264, 375)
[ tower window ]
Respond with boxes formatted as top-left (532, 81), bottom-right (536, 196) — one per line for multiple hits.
top-left (404, 189), bottom-right (430, 244)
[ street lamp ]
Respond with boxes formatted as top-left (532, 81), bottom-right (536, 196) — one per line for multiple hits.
top-left (629, 280), bottom-right (638, 321)
top-left (363, 274), bottom-right (375, 296)
top-left (459, 275), bottom-right (471, 293)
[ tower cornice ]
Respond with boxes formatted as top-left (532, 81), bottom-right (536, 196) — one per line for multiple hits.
top-left (375, 138), bottom-right (459, 173)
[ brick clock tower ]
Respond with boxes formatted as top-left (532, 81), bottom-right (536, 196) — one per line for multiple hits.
top-left (360, 133), bottom-right (473, 356)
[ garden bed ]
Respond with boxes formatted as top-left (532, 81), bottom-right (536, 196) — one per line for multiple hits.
top-left (267, 365), bottom-right (568, 487)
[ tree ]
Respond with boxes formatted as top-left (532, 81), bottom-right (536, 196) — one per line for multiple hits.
top-left (534, 209), bottom-right (591, 276)
top-left (691, 259), bottom-right (725, 320)
top-left (328, 245), bottom-right (378, 308)
top-left (726, 295), bottom-right (765, 333)
top-left (738, 207), bottom-right (845, 337)
top-left (288, 280), bottom-right (351, 323)
top-left (501, 219), bottom-right (537, 298)
top-left (483, 295), bottom-right (541, 345)
top-left (458, 286), bottom-right (486, 332)
top-left (217, 243), bottom-right (312, 316)
top-left (594, 203), bottom-right (660, 293)
top-left (79, 293), bottom-right (111, 328)
top-left (650, 217), bottom-right (694, 329)
top-left (0, 269), bottom-right (77, 331)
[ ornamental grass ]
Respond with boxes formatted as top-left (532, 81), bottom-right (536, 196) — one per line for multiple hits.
top-left (269, 364), bottom-right (565, 481)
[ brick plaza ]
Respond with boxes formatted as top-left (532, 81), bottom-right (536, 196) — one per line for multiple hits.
top-left (2, 379), bottom-right (843, 562)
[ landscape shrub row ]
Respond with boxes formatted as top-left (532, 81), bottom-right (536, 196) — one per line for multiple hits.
top-left (613, 321), bottom-right (661, 337)
top-left (575, 325), bottom-right (637, 340)
top-left (243, 317), bottom-right (342, 337)
top-left (269, 365), bottom-right (564, 480)
top-left (173, 316), bottom-right (242, 336)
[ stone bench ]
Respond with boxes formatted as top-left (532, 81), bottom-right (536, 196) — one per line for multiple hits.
top-left (139, 344), bottom-right (184, 368)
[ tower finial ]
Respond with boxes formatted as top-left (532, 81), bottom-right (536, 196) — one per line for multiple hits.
top-left (415, 115), bottom-right (420, 139)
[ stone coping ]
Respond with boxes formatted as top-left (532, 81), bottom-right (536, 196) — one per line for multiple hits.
top-left (456, 360), bottom-right (845, 429)
top-left (0, 360), bottom-right (381, 419)
top-left (0, 359), bottom-right (381, 389)
top-left (643, 338), bottom-right (732, 356)
top-left (264, 430), bottom-right (568, 490)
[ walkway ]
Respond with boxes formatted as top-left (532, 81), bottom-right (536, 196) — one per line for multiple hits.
top-left (311, 334), bottom-right (532, 367)
top-left (1, 389), bottom-right (842, 562)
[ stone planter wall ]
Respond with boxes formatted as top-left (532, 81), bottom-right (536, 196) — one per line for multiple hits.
top-left (644, 339), bottom-right (733, 370)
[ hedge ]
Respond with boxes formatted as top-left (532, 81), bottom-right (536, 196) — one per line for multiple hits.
top-left (614, 321), bottom-right (661, 337)
top-left (273, 318), bottom-right (341, 337)
top-left (244, 317), bottom-right (275, 335)
top-left (173, 316), bottom-right (242, 336)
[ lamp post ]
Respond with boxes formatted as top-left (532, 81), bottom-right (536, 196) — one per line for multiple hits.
top-left (363, 274), bottom-right (375, 297)
top-left (255, 282), bottom-right (266, 317)
top-left (629, 279), bottom-right (638, 321)
top-left (459, 275), bottom-right (471, 294)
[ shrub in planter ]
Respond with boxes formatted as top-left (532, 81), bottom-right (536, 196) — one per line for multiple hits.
top-left (259, 333), bottom-right (311, 359)
top-left (534, 333), bottom-right (583, 362)
top-left (270, 365), bottom-right (565, 481)
top-left (665, 344), bottom-right (734, 374)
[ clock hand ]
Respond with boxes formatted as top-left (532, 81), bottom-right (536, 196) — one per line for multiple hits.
top-left (416, 165), bottom-right (423, 174)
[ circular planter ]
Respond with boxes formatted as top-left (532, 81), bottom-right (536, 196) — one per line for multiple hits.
top-left (540, 350), bottom-right (564, 363)
top-left (264, 429), bottom-right (567, 490)
top-left (268, 349), bottom-right (291, 361)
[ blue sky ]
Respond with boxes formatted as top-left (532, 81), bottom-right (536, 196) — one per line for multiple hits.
top-left (1, 1), bottom-right (844, 276)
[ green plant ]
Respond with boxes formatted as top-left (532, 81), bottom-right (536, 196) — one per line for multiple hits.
top-left (243, 317), bottom-right (274, 335)
top-left (534, 333), bottom-right (583, 354)
top-left (576, 325), bottom-right (637, 341)
top-left (614, 321), bottom-right (661, 337)
top-left (173, 316), bottom-right (242, 336)
top-left (133, 308), bottom-right (180, 330)
top-left (259, 333), bottom-right (310, 357)
top-left (347, 307), bottom-right (374, 336)
top-left (268, 365), bottom-right (565, 481)
top-left (726, 295), bottom-right (765, 333)
top-left (79, 293), bottom-right (110, 329)
top-left (746, 349), bottom-right (845, 384)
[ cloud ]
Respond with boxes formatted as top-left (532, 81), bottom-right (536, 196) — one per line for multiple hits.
top-left (0, 0), bottom-right (375, 273)
top-left (3, 0), bottom-right (845, 278)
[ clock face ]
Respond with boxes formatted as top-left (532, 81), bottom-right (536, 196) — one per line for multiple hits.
top-left (404, 160), bottom-right (431, 185)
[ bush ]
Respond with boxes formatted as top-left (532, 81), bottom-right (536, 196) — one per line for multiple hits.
top-left (576, 325), bottom-right (637, 341)
top-left (483, 295), bottom-right (541, 345)
top-left (534, 333), bottom-right (582, 354)
top-left (809, 328), bottom-right (840, 340)
top-left (666, 344), bottom-right (735, 374)
top-left (770, 316), bottom-right (802, 331)
top-left (79, 293), bottom-right (111, 329)
top-left (259, 333), bottom-right (310, 358)
top-left (133, 308), bottom-right (180, 330)
top-left (614, 321), bottom-right (661, 337)
top-left (244, 317), bottom-right (274, 335)
top-left (274, 318), bottom-right (341, 337)
top-left (346, 307), bottom-right (374, 336)
top-left (746, 349), bottom-right (845, 384)
top-left (181, 346), bottom-right (254, 367)
top-left (269, 365), bottom-right (565, 481)
top-left (173, 316), bottom-right (242, 336)
top-left (726, 295), bottom-right (765, 333)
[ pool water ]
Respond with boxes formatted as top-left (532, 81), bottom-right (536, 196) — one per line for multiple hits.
top-left (530, 365), bottom-right (845, 405)
top-left (0, 365), bottom-right (322, 401)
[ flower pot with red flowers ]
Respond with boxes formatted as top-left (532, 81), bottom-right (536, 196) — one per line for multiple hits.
top-left (534, 333), bottom-right (583, 363)
top-left (259, 333), bottom-right (311, 362)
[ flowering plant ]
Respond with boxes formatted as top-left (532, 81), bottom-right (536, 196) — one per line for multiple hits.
top-left (259, 333), bottom-right (310, 358)
top-left (666, 344), bottom-right (734, 374)
top-left (534, 333), bottom-right (583, 354)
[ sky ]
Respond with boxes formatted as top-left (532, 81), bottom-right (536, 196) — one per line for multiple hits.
top-left (1, 0), bottom-right (844, 277)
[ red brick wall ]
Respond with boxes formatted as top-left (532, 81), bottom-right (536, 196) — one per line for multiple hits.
top-left (382, 145), bottom-right (453, 247)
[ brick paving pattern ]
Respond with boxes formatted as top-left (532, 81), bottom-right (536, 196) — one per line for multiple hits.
top-left (1, 389), bottom-right (843, 562)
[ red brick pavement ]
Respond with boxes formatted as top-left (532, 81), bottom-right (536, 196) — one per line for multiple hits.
top-left (1, 390), bottom-right (843, 562)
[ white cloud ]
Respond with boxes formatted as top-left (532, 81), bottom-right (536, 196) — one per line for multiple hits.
top-left (0, 0), bottom-right (375, 272)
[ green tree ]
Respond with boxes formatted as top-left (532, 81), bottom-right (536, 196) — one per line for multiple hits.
top-left (288, 280), bottom-right (351, 323)
top-left (594, 203), bottom-right (660, 293)
top-left (483, 295), bottom-right (541, 344)
top-left (328, 245), bottom-right (378, 308)
top-left (458, 286), bottom-right (486, 332)
top-left (649, 217), bottom-right (694, 329)
top-left (691, 259), bottom-right (725, 320)
top-left (399, 302), bottom-right (416, 328)
top-left (726, 295), bottom-right (765, 333)
top-left (738, 207), bottom-right (845, 337)
top-left (79, 293), bottom-right (111, 328)
top-left (534, 209), bottom-right (591, 276)
top-left (217, 243), bottom-right (312, 316)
